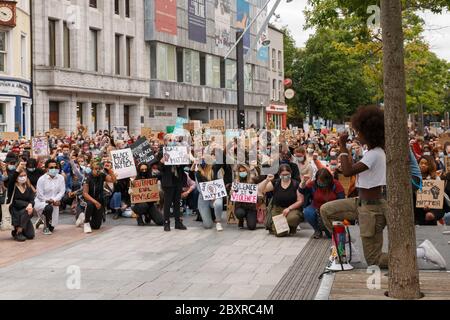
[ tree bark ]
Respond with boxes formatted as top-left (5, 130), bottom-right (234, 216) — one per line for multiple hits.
top-left (381, 0), bottom-right (421, 299)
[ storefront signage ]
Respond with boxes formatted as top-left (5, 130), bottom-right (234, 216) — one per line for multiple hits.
top-left (0, 80), bottom-right (30, 97)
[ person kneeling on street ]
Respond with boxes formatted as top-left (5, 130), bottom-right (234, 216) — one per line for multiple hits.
top-left (234, 165), bottom-right (258, 231)
top-left (131, 163), bottom-right (164, 227)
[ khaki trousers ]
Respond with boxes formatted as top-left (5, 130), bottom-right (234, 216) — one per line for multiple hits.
top-left (271, 205), bottom-right (303, 237)
top-left (320, 198), bottom-right (388, 268)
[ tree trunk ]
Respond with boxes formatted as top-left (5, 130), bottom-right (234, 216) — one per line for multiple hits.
top-left (381, 0), bottom-right (421, 299)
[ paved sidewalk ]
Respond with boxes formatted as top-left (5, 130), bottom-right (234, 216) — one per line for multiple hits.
top-left (0, 219), bottom-right (313, 300)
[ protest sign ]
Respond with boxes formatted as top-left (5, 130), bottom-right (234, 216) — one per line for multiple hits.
top-left (130, 178), bottom-right (160, 204)
top-left (49, 128), bottom-right (66, 138)
top-left (199, 179), bottom-right (227, 201)
top-left (209, 119), bottom-right (225, 131)
top-left (0, 153), bottom-right (7, 161)
top-left (111, 148), bottom-right (137, 180)
top-left (131, 137), bottom-right (157, 165)
top-left (272, 214), bottom-right (290, 235)
top-left (1, 132), bottom-right (19, 141)
top-left (445, 156), bottom-right (450, 174)
top-left (163, 146), bottom-right (190, 165)
top-left (31, 137), bottom-right (49, 157)
top-left (173, 117), bottom-right (189, 136)
top-left (231, 182), bottom-right (258, 204)
top-left (112, 126), bottom-right (129, 141)
top-left (416, 179), bottom-right (445, 209)
top-left (141, 128), bottom-right (153, 140)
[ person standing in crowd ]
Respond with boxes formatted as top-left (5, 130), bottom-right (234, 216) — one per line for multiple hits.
top-left (181, 166), bottom-right (199, 216)
top-left (34, 159), bottom-right (66, 235)
top-left (131, 163), bottom-right (164, 227)
top-left (9, 162), bottom-right (35, 242)
top-left (320, 106), bottom-right (446, 269)
top-left (259, 164), bottom-right (304, 237)
top-left (299, 168), bottom-right (345, 239)
top-left (234, 165), bottom-right (258, 231)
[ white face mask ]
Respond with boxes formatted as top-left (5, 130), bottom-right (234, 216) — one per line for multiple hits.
top-left (423, 152), bottom-right (431, 156)
top-left (330, 152), bottom-right (337, 157)
top-left (18, 176), bottom-right (27, 184)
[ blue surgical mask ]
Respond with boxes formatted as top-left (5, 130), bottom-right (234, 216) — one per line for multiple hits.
top-left (281, 175), bottom-right (291, 181)
top-left (8, 165), bottom-right (16, 171)
top-left (27, 168), bottom-right (36, 173)
top-left (439, 152), bottom-right (444, 158)
top-left (84, 168), bottom-right (92, 175)
top-left (184, 167), bottom-right (190, 172)
top-left (239, 172), bottom-right (248, 179)
top-left (48, 169), bottom-right (59, 177)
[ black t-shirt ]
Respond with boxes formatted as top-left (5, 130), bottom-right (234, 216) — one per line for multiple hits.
top-left (85, 172), bottom-right (106, 201)
top-left (272, 179), bottom-right (298, 208)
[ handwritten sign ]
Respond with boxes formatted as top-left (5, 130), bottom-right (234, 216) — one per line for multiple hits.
top-left (163, 146), bottom-right (190, 165)
top-left (272, 214), bottom-right (290, 235)
top-left (111, 148), bottom-right (137, 180)
top-left (0, 153), bottom-right (7, 161)
top-left (141, 128), bottom-right (153, 140)
top-left (112, 126), bottom-right (129, 141)
top-left (131, 178), bottom-right (160, 204)
top-left (49, 128), bottom-right (66, 138)
top-left (209, 119), bottom-right (225, 131)
top-left (199, 179), bottom-right (227, 201)
top-left (231, 182), bottom-right (258, 204)
top-left (1, 132), bottom-right (19, 141)
top-left (131, 137), bottom-right (156, 165)
top-left (445, 156), bottom-right (450, 174)
top-left (32, 137), bottom-right (49, 157)
top-left (416, 179), bottom-right (445, 209)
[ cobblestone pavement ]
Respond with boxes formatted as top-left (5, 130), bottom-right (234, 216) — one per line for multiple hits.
top-left (0, 213), bottom-right (313, 300)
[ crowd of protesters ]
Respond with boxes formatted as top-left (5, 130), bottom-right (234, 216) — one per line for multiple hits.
top-left (0, 107), bottom-right (448, 269)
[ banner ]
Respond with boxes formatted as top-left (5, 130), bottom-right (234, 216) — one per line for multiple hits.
top-left (199, 179), bottom-right (227, 201)
top-left (112, 126), bottom-right (129, 141)
top-left (256, 9), bottom-right (269, 62)
top-left (131, 178), bottom-right (160, 204)
top-left (231, 182), bottom-right (257, 203)
top-left (155, 0), bottom-right (177, 36)
top-left (214, 0), bottom-right (231, 49)
top-left (1, 132), bottom-right (19, 141)
top-left (163, 146), bottom-right (190, 165)
top-left (188, 0), bottom-right (206, 43)
top-left (31, 137), bottom-right (49, 157)
top-left (131, 137), bottom-right (157, 165)
top-left (236, 0), bottom-right (250, 54)
top-left (111, 148), bottom-right (137, 180)
top-left (416, 179), bottom-right (445, 209)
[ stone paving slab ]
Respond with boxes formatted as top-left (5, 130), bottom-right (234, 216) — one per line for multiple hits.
top-left (0, 215), bottom-right (314, 300)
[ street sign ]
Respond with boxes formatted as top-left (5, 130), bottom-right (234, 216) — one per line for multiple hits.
top-left (285, 89), bottom-right (295, 100)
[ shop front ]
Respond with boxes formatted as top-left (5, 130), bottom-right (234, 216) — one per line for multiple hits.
top-left (266, 104), bottom-right (287, 129)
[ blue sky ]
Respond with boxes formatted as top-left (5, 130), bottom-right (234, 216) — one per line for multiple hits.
top-left (270, 0), bottom-right (450, 62)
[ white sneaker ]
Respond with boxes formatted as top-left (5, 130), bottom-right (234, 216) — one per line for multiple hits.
top-left (75, 213), bottom-right (85, 228)
top-left (216, 223), bottom-right (223, 232)
top-left (418, 239), bottom-right (446, 269)
top-left (84, 223), bottom-right (92, 234)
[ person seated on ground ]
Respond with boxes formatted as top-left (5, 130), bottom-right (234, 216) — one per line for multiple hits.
top-left (259, 164), bottom-right (304, 237)
top-left (300, 168), bottom-right (345, 239)
top-left (413, 155), bottom-right (445, 225)
top-left (234, 165), bottom-right (258, 231)
top-left (320, 106), bottom-right (446, 269)
top-left (131, 163), bottom-right (164, 227)
top-left (9, 162), bottom-right (35, 242)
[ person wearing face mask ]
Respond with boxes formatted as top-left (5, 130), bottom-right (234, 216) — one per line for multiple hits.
top-left (293, 147), bottom-right (313, 185)
top-left (234, 165), bottom-right (258, 231)
top-left (9, 163), bottom-right (35, 242)
top-left (299, 168), bottom-right (345, 239)
top-left (1, 153), bottom-right (19, 225)
top-left (26, 158), bottom-right (45, 189)
top-left (34, 160), bottom-right (66, 235)
top-left (131, 163), bottom-right (164, 227)
top-left (278, 150), bottom-right (300, 182)
top-left (259, 164), bottom-right (304, 237)
top-left (181, 166), bottom-right (199, 216)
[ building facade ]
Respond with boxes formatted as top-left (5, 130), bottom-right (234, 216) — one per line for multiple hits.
top-left (0, 0), bottom-right (32, 137)
top-left (267, 24), bottom-right (286, 129)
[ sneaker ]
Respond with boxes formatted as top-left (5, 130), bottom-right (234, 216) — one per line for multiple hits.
top-left (75, 213), bottom-right (85, 228)
top-left (216, 223), bottom-right (224, 232)
top-left (34, 218), bottom-right (43, 230)
top-left (175, 220), bottom-right (187, 230)
top-left (14, 233), bottom-right (27, 242)
top-left (418, 239), bottom-right (446, 269)
top-left (84, 223), bottom-right (92, 234)
top-left (43, 227), bottom-right (52, 235)
top-left (48, 225), bottom-right (55, 233)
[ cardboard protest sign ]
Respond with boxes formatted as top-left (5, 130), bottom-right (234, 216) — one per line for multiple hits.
top-left (130, 178), bottom-right (160, 204)
top-left (1, 132), bottom-right (19, 141)
top-left (445, 156), bottom-right (450, 174)
top-left (131, 137), bottom-right (157, 165)
top-left (141, 128), bottom-right (153, 140)
top-left (416, 179), bottom-right (445, 209)
top-left (163, 146), bottom-right (190, 165)
top-left (199, 179), bottom-right (227, 201)
top-left (226, 199), bottom-right (238, 224)
top-left (111, 148), bottom-right (137, 180)
top-left (49, 128), bottom-right (66, 138)
top-left (173, 117), bottom-right (189, 136)
top-left (231, 182), bottom-right (258, 204)
top-left (31, 137), bottom-right (49, 157)
top-left (112, 126), bottom-right (129, 141)
top-left (272, 214), bottom-right (290, 235)
top-left (209, 119), bottom-right (225, 131)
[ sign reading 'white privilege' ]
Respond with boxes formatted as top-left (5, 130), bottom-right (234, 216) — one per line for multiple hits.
top-left (163, 146), bottom-right (190, 165)
top-left (111, 148), bottom-right (137, 180)
top-left (199, 179), bottom-right (227, 201)
top-left (231, 182), bottom-right (258, 204)
top-left (416, 179), bottom-right (445, 209)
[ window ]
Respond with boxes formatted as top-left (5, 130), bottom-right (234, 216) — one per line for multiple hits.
top-left (126, 37), bottom-right (132, 76)
top-left (125, 0), bottom-right (130, 18)
top-left (76, 103), bottom-right (83, 125)
top-left (279, 80), bottom-right (283, 101)
top-left (206, 55), bottom-right (220, 88)
top-left (0, 32), bottom-right (7, 73)
top-left (49, 102), bottom-right (60, 129)
top-left (210, 109), bottom-right (214, 120)
top-left (115, 34), bottom-right (121, 75)
top-left (115, 0), bottom-right (120, 15)
top-left (0, 103), bottom-right (6, 129)
top-left (63, 22), bottom-right (71, 68)
top-left (244, 64), bottom-right (253, 91)
top-left (149, 106), bottom-right (155, 118)
top-left (176, 48), bottom-right (183, 82)
top-left (91, 103), bottom-right (98, 132)
top-left (183, 49), bottom-right (200, 85)
top-left (105, 104), bottom-right (112, 131)
top-left (278, 50), bottom-right (282, 72)
top-left (272, 79), bottom-right (276, 100)
top-left (89, 0), bottom-right (97, 8)
top-left (220, 58), bottom-right (225, 88)
top-left (225, 59), bottom-right (236, 90)
top-left (48, 19), bottom-right (56, 67)
top-left (272, 48), bottom-right (276, 70)
top-left (155, 43), bottom-right (176, 81)
top-left (89, 29), bottom-right (98, 71)
top-left (200, 53), bottom-right (206, 86)
top-left (21, 34), bottom-right (26, 77)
